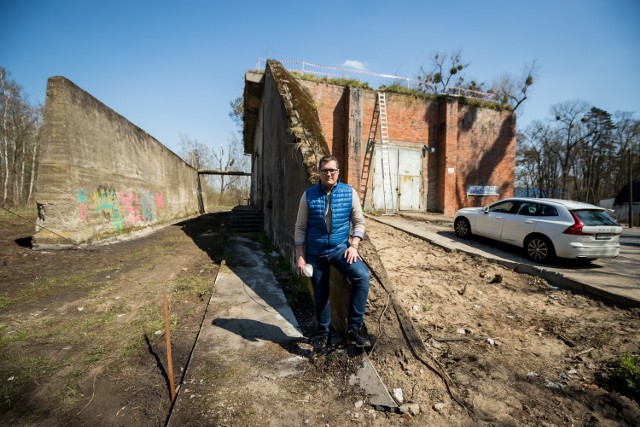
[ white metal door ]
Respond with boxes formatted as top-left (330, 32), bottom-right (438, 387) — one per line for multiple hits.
top-left (373, 147), bottom-right (422, 211)
top-left (372, 147), bottom-right (398, 211)
top-left (398, 149), bottom-right (421, 211)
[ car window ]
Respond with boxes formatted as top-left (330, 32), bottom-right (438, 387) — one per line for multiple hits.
top-left (516, 202), bottom-right (539, 216)
top-left (539, 205), bottom-right (558, 217)
top-left (572, 209), bottom-right (619, 226)
top-left (489, 200), bottom-right (517, 213)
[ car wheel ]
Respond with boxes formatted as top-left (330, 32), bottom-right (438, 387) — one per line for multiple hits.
top-left (525, 235), bottom-right (555, 263)
top-left (454, 217), bottom-right (472, 239)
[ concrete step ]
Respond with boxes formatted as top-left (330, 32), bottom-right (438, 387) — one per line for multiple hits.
top-left (230, 205), bottom-right (263, 232)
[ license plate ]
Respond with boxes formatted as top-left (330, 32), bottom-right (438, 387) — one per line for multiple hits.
top-left (596, 233), bottom-right (614, 240)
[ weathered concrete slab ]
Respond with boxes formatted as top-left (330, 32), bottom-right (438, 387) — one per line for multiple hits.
top-left (349, 356), bottom-right (398, 410)
top-left (168, 235), bottom-right (398, 424)
top-left (167, 240), bottom-right (307, 425)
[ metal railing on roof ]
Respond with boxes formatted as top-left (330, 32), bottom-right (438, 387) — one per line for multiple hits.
top-left (255, 58), bottom-right (497, 102)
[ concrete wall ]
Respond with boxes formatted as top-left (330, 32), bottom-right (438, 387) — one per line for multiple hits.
top-left (250, 62), bottom-right (329, 261)
top-left (34, 76), bottom-right (203, 248)
top-left (246, 61), bottom-right (358, 334)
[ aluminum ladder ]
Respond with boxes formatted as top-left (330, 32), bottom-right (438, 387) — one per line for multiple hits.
top-left (359, 98), bottom-right (380, 203)
top-left (377, 92), bottom-right (394, 214)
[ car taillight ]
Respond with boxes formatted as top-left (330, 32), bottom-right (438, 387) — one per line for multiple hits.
top-left (563, 211), bottom-right (593, 236)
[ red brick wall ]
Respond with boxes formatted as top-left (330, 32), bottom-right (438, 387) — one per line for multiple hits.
top-left (298, 81), bottom-right (347, 165)
top-left (347, 90), bottom-right (439, 206)
top-left (352, 91), bottom-right (434, 144)
top-left (295, 79), bottom-right (515, 215)
top-left (454, 105), bottom-right (516, 212)
top-left (442, 98), bottom-right (459, 216)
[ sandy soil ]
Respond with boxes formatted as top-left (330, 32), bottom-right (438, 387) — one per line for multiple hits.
top-left (1, 208), bottom-right (639, 426)
top-left (364, 218), bottom-right (640, 426)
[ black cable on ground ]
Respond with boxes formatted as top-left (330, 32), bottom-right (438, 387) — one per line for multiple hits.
top-left (0, 205), bottom-right (82, 248)
top-left (360, 236), bottom-right (479, 418)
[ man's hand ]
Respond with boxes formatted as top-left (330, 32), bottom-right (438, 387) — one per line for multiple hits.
top-left (295, 245), bottom-right (307, 275)
top-left (344, 246), bottom-right (361, 264)
top-left (296, 255), bottom-right (307, 275)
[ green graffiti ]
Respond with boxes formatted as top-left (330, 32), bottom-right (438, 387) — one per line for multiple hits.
top-left (79, 185), bottom-right (166, 233)
top-left (76, 189), bottom-right (88, 203)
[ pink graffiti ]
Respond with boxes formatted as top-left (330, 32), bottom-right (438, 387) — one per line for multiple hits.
top-left (155, 192), bottom-right (165, 208)
top-left (79, 204), bottom-right (88, 221)
top-left (120, 192), bottom-right (141, 223)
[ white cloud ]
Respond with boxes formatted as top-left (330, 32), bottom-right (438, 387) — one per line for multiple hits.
top-left (342, 60), bottom-right (366, 71)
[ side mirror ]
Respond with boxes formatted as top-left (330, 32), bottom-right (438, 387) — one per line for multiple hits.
top-left (483, 206), bottom-right (489, 214)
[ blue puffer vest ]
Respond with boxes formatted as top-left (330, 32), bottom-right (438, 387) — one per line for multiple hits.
top-left (305, 182), bottom-right (352, 256)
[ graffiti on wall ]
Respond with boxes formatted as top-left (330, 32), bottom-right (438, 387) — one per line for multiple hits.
top-left (76, 185), bottom-right (165, 231)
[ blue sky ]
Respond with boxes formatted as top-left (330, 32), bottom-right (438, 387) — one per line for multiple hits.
top-left (2, 0), bottom-right (639, 156)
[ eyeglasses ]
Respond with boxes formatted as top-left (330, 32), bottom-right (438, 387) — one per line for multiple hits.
top-left (320, 168), bottom-right (339, 175)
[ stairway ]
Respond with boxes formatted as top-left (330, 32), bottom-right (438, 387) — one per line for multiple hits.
top-left (230, 205), bottom-right (263, 233)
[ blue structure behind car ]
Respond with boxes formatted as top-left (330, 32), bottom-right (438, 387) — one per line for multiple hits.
top-left (453, 198), bottom-right (623, 263)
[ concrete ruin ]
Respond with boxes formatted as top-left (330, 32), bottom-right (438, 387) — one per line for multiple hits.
top-left (243, 59), bottom-right (516, 334)
top-left (34, 77), bottom-right (205, 248)
top-left (243, 59), bottom-right (516, 262)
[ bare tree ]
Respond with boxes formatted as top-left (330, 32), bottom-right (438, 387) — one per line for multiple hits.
top-left (211, 134), bottom-right (249, 204)
top-left (574, 107), bottom-right (614, 203)
top-left (418, 51), bottom-right (536, 112)
top-left (179, 133), bottom-right (211, 170)
top-left (0, 67), bottom-right (42, 207)
top-left (1, 67), bottom-right (11, 205)
top-left (179, 133), bottom-right (249, 206)
top-left (611, 111), bottom-right (640, 193)
top-left (418, 50), bottom-right (470, 95)
top-left (490, 59), bottom-right (538, 113)
top-left (229, 96), bottom-right (243, 129)
top-left (548, 100), bottom-right (594, 198)
top-left (516, 101), bottom-right (638, 206)
top-left (517, 120), bottom-right (561, 198)
top-left (27, 111), bottom-right (42, 203)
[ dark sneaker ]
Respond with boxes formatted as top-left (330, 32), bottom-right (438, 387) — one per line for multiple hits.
top-left (347, 328), bottom-right (371, 348)
top-left (312, 334), bottom-right (329, 352)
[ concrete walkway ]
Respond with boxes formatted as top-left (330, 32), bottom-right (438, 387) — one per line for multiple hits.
top-left (167, 235), bottom-right (307, 425)
top-left (368, 213), bottom-right (640, 308)
top-left (167, 235), bottom-right (396, 425)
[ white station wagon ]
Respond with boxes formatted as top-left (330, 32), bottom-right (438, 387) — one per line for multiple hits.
top-left (453, 198), bottom-right (623, 263)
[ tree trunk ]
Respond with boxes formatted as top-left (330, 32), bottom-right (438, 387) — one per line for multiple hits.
top-left (27, 138), bottom-right (38, 203)
top-left (1, 74), bottom-right (8, 206)
top-left (19, 131), bottom-right (26, 204)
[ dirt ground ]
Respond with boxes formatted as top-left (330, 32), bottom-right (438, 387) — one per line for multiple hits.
top-left (0, 208), bottom-right (229, 426)
top-left (1, 207), bottom-right (639, 426)
top-left (364, 217), bottom-right (640, 426)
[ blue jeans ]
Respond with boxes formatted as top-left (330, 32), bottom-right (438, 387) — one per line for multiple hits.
top-left (306, 244), bottom-right (370, 336)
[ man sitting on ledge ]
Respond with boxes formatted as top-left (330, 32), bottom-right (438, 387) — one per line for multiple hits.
top-left (294, 154), bottom-right (371, 352)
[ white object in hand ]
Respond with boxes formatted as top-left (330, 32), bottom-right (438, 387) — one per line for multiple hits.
top-left (302, 264), bottom-right (313, 277)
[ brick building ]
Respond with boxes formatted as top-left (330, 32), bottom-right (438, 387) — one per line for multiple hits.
top-left (244, 59), bottom-right (515, 222)
top-left (242, 59), bottom-right (516, 335)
